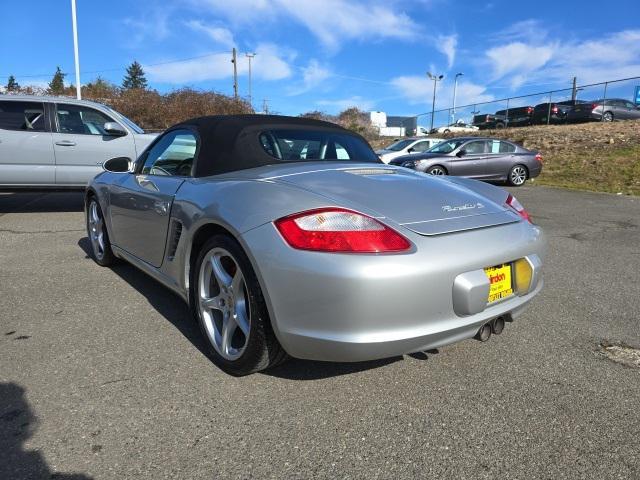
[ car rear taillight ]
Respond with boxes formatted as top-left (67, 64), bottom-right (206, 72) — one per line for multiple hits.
top-left (274, 208), bottom-right (411, 253)
top-left (591, 103), bottom-right (598, 110)
top-left (527, 107), bottom-right (533, 114)
top-left (535, 153), bottom-right (543, 163)
top-left (551, 105), bottom-right (559, 114)
top-left (505, 194), bottom-right (531, 223)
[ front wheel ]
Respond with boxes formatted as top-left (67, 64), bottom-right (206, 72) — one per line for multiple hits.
top-left (191, 235), bottom-right (287, 375)
top-left (508, 164), bottom-right (528, 186)
top-left (426, 165), bottom-right (447, 176)
top-left (86, 197), bottom-right (115, 266)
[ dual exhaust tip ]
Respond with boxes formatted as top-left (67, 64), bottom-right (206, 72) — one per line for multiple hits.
top-left (474, 316), bottom-right (507, 342)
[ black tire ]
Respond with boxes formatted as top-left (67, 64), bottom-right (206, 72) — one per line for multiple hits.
top-left (602, 111), bottom-right (614, 122)
top-left (507, 164), bottom-right (528, 187)
top-left (495, 122), bottom-right (506, 129)
top-left (190, 234), bottom-right (287, 376)
top-left (426, 165), bottom-right (447, 176)
top-left (86, 196), bottom-right (116, 267)
top-left (443, 129), bottom-right (450, 133)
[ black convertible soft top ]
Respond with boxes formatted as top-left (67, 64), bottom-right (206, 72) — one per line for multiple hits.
top-left (171, 114), bottom-right (370, 177)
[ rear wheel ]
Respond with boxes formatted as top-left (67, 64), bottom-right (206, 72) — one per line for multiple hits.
top-left (86, 197), bottom-right (115, 266)
top-left (426, 165), bottom-right (447, 176)
top-left (191, 235), bottom-right (287, 375)
top-left (508, 164), bottom-right (528, 186)
top-left (602, 111), bottom-right (614, 122)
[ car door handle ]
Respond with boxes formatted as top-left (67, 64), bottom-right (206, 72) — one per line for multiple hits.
top-left (55, 140), bottom-right (76, 146)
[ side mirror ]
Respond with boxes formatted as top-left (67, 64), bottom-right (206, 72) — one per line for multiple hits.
top-left (456, 149), bottom-right (466, 157)
top-left (103, 122), bottom-right (127, 136)
top-left (407, 147), bottom-right (415, 153)
top-left (103, 156), bottom-right (132, 173)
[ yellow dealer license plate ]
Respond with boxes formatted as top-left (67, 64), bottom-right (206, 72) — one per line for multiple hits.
top-left (484, 264), bottom-right (514, 303)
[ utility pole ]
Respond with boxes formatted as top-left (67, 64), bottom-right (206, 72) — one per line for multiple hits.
top-left (262, 98), bottom-right (269, 114)
top-left (70, 0), bottom-right (81, 99)
top-left (427, 72), bottom-right (444, 131)
top-left (452, 72), bottom-right (463, 124)
top-left (231, 48), bottom-right (238, 99)
top-left (245, 52), bottom-right (256, 108)
top-left (571, 76), bottom-right (577, 102)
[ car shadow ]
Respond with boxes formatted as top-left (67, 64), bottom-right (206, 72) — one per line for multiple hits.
top-left (78, 237), bottom-right (408, 380)
top-left (0, 191), bottom-right (85, 214)
top-left (0, 382), bottom-right (93, 479)
top-left (77, 237), bottom-right (210, 358)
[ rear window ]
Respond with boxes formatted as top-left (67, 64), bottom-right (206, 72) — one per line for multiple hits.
top-left (259, 129), bottom-right (380, 163)
top-left (0, 101), bottom-right (46, 131)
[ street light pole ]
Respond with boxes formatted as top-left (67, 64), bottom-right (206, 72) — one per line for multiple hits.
top-left (452, 72), bottom-right (463, 124)
top-left (70, 0), bottom-right (81, 99)
top-left (427, 72), bottom-right (443, 132)
top-left (245, 53), bottom-right (256, 109)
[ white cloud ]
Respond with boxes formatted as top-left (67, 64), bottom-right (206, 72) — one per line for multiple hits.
top-left (145, 43), bottom-right (292, 84)
top-left (316, 96), bottom-right (375, 112)
top-left (436, 34), bottom-right (457, 69)
top-left (289, 60), bottom-right (332, 95)
top-left (189, 0), bottom-right (418, 50)
top-left (186, 20), bottom-right (235, 48)
top-left (486, 42), bottom-right (555, 85)
top-left (391, 75), bottom-right (494, 110)
top-left (486, 26), bottom-right (640, 89)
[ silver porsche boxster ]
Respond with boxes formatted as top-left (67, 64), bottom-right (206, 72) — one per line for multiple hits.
top-left (86, 115), bottom-right (545, 375)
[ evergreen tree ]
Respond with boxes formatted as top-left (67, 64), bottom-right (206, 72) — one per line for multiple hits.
top-left (6, 75), bottom-right (20, 92)
top-left (122, 61), bottom-right (148, 90)
top-left (48, 67), bottom-right (66, 95)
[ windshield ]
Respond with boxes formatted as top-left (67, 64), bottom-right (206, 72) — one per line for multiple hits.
top-left (259, 129), bottom-right (380, 163)
top-left (384, 139), bottom-right (413, 151)
top-left (427, 139), bottom-right (466, 154)
top-left (105, 107), bottom-right (145, 134)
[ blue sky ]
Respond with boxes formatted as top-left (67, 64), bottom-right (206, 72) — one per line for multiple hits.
top-left (2, 0), bottom-right (640, 125)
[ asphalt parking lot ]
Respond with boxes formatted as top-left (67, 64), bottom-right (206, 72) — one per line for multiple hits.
top-left (1, 185), bottom-right (639, 479)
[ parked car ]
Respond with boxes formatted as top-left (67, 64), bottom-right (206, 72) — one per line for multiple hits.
top-left (472, 113), bottom-right (506, 129)
top-left (375, 136), bottom-right (444, 163)
top-left (531, 100), bottom-right (584, 124)
top-left (0, 95), bottom-right (157, 187)
top-left (390, 137), bottom-right (542, 186)
top-left (495, 106), bottom-right (534, 127)
top-left (431, 121), bottom-right (479, 134)
top-left (566, 98), bottom-right (640, 122)
top-left (86, 115), bottom-right (544, 375)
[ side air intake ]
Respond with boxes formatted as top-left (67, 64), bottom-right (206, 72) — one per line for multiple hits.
top-left (167, 220), bottom-right (183, 260)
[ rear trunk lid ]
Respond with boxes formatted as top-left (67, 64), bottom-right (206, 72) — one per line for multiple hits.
top-left (269, 165), bottom-right (520, 236)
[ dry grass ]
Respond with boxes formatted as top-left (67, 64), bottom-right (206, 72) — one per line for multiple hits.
top-left (373, 121), bottom-right (640, 196)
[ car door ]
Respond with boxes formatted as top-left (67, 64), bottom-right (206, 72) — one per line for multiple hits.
top-left (408, 140), bottom-right (431, 154)
top-left (622, 101), bottom-right (640, 119)
top-left (448, 140), bottom-right (488, 177)
top-left (51, 102), bottom-right (136, 186)
top-left (485, 140), bottom-right (516, 178)
top-left (0, 100), bottom-right (55, 185)
top-left (108, 129), bottom-right (197, 267)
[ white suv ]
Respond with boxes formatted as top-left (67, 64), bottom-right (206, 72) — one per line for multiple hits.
top-left (0, 96), bottom-right (158, 187)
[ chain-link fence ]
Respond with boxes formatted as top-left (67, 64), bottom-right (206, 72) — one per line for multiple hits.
top-left (412, 76), bottom-right (640, 133)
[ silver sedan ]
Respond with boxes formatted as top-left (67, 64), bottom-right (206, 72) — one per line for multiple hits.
top-left (390, 137), bottom-right (543, 186)
top-left (86, 115), bottom-right (545, 375)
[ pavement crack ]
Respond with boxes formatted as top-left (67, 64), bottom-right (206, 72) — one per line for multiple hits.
top-left (0, 228), bottom-right (84, 235)
top-left (100, 377), bottom-right (134, 387)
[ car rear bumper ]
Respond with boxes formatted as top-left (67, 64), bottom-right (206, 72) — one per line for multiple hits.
top-left (241, 220), bottom-right (545, 362)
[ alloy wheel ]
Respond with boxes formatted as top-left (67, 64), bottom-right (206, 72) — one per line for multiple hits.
top-left (198, 247), bottom-right (251, 361)
top-left (429, 167), bottom-right (446, 176)
top-left (510, 166), bottom-right (527, 186)
top-left (88, 201), bottom-right (105, 260)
